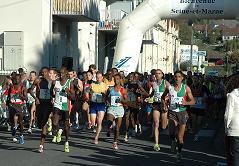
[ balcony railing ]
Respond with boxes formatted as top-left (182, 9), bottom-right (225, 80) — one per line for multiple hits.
top-left (52, 0), bottom-right (100, 21)
top-left (53, 0), bottom-right (84, 15)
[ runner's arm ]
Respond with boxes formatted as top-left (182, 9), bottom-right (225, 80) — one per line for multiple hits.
top-left (29, 79), bottom-right (39, 102)
top-left (20, 86), bottom-right (28, 102)
top-left (137, 85), bottom-right (149, 97)
top-left (182, 85), bottom-right (195, 106)
top-left (66, 81), bottom-right (75, 100)
top-left (121, 88), bottom-right (128, 104)
top-left (77, 79), bottom-right (83, 92)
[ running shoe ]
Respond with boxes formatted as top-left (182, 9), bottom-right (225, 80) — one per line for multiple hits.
top-left (12, 137), bottom-right (18, 143)
top-left (93, 139), bottom-right (99, 145)
top-left (19, 135), bottom-right (24, 144)
top-left (7, 123), bottom-right (11, 131)
top-left (92, 125), bottom-right (97, 133)
top-left (38, 145), bottom-right (44, 153)
top-left (64, 142), bottom-right (70, 153)
top-left (73, 124), bottom-right (79, 130)
top-left (124, 134), bottom-right (129, 142)
top-left (138, 124), bottom-right (142, 134)
top-left (11, 126), bottom-right (17, 137)
top-left (27, 128), bottom-right (32, 134)
top-left (56, 129), bottom-right (63, 143)
top-left (48, 131), bottom-right (52, 136)
top-left (171, 140), bottom-right (177, 153)
top-left (112, 142), bottom-right (118, 150)
top-left (177, 152), bottom-right (182, 162)
top-left (32, 124), bottom-right (36, 128)
top-left (153, 144), bottom-right (160, 151)
top-left (52, 136), bottom-right (57, 143)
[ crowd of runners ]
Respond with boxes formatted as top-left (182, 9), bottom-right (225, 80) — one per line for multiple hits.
top-left (0, 64), bottom-right (232, 162)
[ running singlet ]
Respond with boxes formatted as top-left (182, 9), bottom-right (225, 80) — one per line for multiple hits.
top-left (191, 84), bottom-right (206, 109)
top-left (82, 80), bottom-right (93, 101)
top-left (109, 87), bottom-right (125, 107)
top-left (126, 83), bottom-right (138, 102)
top-left (5, 86), bottom-right (24, 105)
top-left (152, 80), bottom-right (165, 103)
top-left (91, 82), bottom-right (108, 103)
top-left (39, 78), bottom-right (51, 100)
top-left (169, 83), bottom-right (187, 112)
top-left (25, 80), bottom-right (36, 104)
top-left (54, 79), bottom-right (71, 111)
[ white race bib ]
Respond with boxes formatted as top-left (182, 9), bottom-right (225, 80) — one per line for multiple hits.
top-left (154, 92), bottom-right (163, 102)
top-left (91, 93), bottom-right (104, 103)
top-left (111, 96), bottom-right (121, 107)
top-left (170, 96), bottom-right (183, 112)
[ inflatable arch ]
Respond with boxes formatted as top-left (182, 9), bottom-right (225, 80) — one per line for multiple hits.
top-left (112, 0), bottom-right (239, 74)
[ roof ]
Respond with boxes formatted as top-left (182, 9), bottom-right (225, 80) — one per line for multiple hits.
top-left (194, 24), bottom-right (206, 32)
top-left (222, 27), bottom-right (239, 36)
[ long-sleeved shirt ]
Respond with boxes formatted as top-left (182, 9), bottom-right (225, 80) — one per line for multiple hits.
top-left (224, 88), bottom-right (239, 137)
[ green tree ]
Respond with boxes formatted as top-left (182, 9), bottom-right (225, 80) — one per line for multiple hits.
top-left (178, 19), bottom-right (192, 45)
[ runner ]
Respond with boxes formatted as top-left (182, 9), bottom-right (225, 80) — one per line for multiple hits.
top-left (30, 67), bottom-right (53, 153)
top-left (52, 67), bottom-right (74, 152)
top-left (150, 69), bottom-right (170, 151)
top-left (190, 76), bottom-right (209, 141)
top-left (89, 64), bottom-right (97, 81)
top-left (3, 74), bottom-right (27, 144)
top-left (143, 74), bottom-right (155, 132)
top-left (82, 70), bottom-right (94, 130)
top-left (104, 69), bottom-right (115, 89)
top-left (25, 71), bottom-right (37, 134)
top-left (69, 69), bottom-right (83, 129)
top-left (90, 71), bottom-right (108, 144)
top-left (125, 73), bottom-right (148, 141)
top-left (162, 70), bottom-right (195, 162)
top-left (106, 74), bottom-right (127, 150)
top-left (47, 68), bottom-right (59, 135)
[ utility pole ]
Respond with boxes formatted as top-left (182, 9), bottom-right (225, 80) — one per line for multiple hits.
top-left (226, 54), bottom-right (229, 76)
top-left (189, 20), bottom-right (194, 72)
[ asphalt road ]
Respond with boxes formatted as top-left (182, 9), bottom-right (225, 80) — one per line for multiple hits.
top-left (0, 126), bottom-right (226, 166)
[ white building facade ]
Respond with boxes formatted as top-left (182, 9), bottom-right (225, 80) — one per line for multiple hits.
top-left (0, 0), bottom-right (101, 74)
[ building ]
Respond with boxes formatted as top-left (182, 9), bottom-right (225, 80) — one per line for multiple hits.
top-left (139, 20), bottom-right (180, 74)
top-left (222, 27), bottom-right (239, 42)
top-left (0, 0), bottom-right (101, 74)
top-left (0, 0), bottom-right (181, 75)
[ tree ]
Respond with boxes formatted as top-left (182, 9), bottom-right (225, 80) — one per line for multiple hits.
top-left (178, 19), bottom-right (192, 45)
top-left (179, 61), bottom-right (191, 71)
top-left (230, 50), bottom-right (239, 63)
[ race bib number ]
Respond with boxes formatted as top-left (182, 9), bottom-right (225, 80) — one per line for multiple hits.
top-left (60, 96), bottom-right (67, 103)
top-left (170, 97), bottom-right (183, 112)
top-left (40, 89), bottom-right (51, 99)
top-left (154, 92), bottom-right (163, 102)
top-left (111, 96), bottom-right (121, 107)
top-left (128, 92), bottom-right (136, 102)
top-left (91, 93), bottom-right (104, 103)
